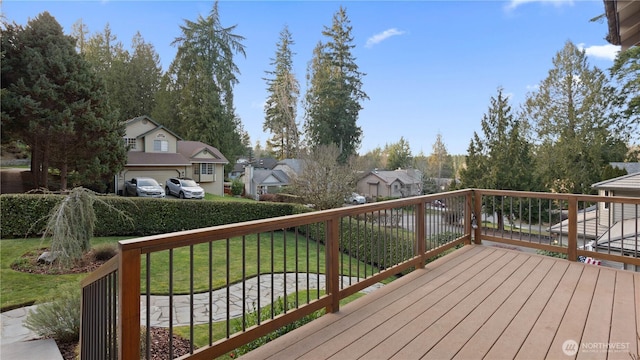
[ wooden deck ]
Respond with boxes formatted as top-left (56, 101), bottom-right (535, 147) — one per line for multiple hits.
top-left (241, 245), bottom-right (640, 360)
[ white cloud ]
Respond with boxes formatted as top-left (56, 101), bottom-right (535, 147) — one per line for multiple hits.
top-left (505, 0), bottom-right (574, 11)
top-left (365, 28), bottom-right (405, 48)
top-left (577, 43), bottom-right (620, 61)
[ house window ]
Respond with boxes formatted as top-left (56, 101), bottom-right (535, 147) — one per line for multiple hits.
top-left (201, 163), bottom-right (214, 175)
top-left (124, 138), bottom-right (136, 149)
top-left (153, 140), bottom-right (168, 152)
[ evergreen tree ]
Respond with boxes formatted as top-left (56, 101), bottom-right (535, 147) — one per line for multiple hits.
top-left (304, 6), bottom-right (368, 163)
top-left (83, 25), bottom-right (161, 121)
top-left (459, 88), bottom-right (534, 229)
top-left (166, 1), bottom-right (246, 170)
top-left (264, 25), bottom-right (300, 160)
top-left (127, 32), bottom-right (162, 118)
top-left (609, 46), bottom-right (639, 155)
top-left (386, 137), bottom-right (412, 170)
top-left (1, 12), bottom-right (126, 190)
top-left (525, 41), bottom-right (627, 194)
top-left (427, 133), bottom-right (452, 179)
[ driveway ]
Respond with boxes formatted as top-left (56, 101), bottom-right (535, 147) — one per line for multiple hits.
top-left (1, 168), bottom-right (26, 194)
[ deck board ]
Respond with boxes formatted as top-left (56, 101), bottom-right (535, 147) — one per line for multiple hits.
top-left (239, 245), bottom-right (640, 360)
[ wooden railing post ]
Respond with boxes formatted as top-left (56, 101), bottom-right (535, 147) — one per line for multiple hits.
top-left (473, 190), bottom-right (482, 244)
top-left (416, 200), bottom-right (426, 268)
top-left (325, 218), bottom-right (340, 313)
top-left (118, 245), bottom-right (141, 359)
top-left (567, 196), bottom-right (578, 261)
top-left (464, 191), bottom-right (472, 245)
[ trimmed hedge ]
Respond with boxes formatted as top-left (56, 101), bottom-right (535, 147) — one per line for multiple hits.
top-left (1, 194), bottom-right (307, 239)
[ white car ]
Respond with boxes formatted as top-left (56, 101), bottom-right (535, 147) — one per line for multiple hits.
top-left (347, 193), bottom-right (366, 205)
top-left (165, 177), bottom-right (205, 199)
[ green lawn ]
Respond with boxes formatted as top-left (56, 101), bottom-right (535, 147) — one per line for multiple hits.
top-left (0, 236), bottom-right (130, 310)
top-left (0, 233), bottom-right (378, 310)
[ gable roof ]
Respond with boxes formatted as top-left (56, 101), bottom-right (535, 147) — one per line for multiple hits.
top-left (125, 115), bottom-right (183, 140)
top-left (364, 169), bottom-right (421, 185)
top-left (126, 152), bottom-right (191, 166)
top-left (592, 173), bottom-right (640, 191)
top-left (177, 141), bottom-right (228, 164)
top-left (275, 159), bottom-right (305, 176)
top-left (252, 169), bottom-right (290, 186)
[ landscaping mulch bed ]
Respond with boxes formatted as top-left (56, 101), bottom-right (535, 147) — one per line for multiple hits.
top-left (56, 327), bottom-right (192, 360)
top-left (10, 248), bottom-right (107, 275)
top-left (13, 249), bottom-right (193, 359)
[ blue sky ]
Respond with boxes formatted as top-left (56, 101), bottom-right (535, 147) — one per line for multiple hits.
top-left (3, 0), bottom-right (619, 156)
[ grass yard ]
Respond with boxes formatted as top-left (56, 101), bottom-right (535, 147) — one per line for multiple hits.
top-left (0, 236), bottom-right (130, 310)
top-left (0, 232), bottom-right (379, 310)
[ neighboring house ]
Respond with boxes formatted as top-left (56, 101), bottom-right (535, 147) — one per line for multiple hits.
top-left (116, 116), bottom-right (228, 196)
top-left (241, 159), bottom-right (305, 198)
top-left (357, 169), bottom-right (422, 199)
top-left (548, 172), bottom-right (640, 269)
top-left (603, 0), bottom-right (640, 50)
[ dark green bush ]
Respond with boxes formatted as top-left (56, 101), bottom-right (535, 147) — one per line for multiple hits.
top-left (1, 194), bottom-right (307, 238)
top-left (297, 217), bottom-right (415, 270)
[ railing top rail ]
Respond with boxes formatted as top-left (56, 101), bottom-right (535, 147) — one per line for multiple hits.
top-left (80, 254), bottom-right (119, 288)
top-left (119, 189), bottom-right (473, 254)
top-left (475, 189), bottom-right (640, 204)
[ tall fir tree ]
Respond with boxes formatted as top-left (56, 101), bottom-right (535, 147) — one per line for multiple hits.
top-left (609, 46), bottom-right (639, 157)
top-left (165, 1), bottom-right (246, 169)
top-left (1, 12), bottom-right (126, 190)
top-left (304, 6), bottom-right (368, 163)
top-left (459, 88), bottom-right (534, 229)
top-left (263, 25), bottom-right (300, 160)
top-left (525, 41), bottom-right (627, 194)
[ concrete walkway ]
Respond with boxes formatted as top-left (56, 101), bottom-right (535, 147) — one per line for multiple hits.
top-left (1, 273), bottom-right (383, 358)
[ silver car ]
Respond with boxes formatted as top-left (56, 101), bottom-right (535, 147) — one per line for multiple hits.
top-left (165, 177), bottom-right (205, 199)
top-left (124, 177), bottom-right (165, 198)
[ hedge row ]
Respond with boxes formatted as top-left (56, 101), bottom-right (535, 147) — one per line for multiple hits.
top-left (298, 218), bottom-right (464, 271)
top-left (0, 194), bottom-right (307, 239)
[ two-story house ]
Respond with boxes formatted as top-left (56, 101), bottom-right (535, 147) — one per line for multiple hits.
top-left (116, 116), bottom-right (229, 196)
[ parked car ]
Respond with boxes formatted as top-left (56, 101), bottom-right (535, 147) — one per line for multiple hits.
top-left (165, 177), bottom-right (205, 199)
top-left (124, 177), bottom-right (165, 198)
top-left (347, 192), bottom-right (366, 205)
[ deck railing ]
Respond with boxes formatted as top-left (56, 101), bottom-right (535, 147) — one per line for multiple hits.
top-left (79, 189), bottom-right (640, 359)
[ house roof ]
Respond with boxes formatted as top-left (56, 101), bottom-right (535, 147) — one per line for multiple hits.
top-left (251, 169), bottom-right (290, 186)
top-left (252, 157), bottom-right (278, 169)
top-left (365, 169), bottom-right (421, 185)
top-left (177, 141), bottom-right (228, 164)
top-left (274, 159), bottom-right (305, 176)
top-left (136, 125), bottom-right (183, 141)
top-left (126, 152), bottom-right (191, 166)
top-left (604, 0), bottom-right (640, 50)
top-left (592, 173), bottom-right (640, 191)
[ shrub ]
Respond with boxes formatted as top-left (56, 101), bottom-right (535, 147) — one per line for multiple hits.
top-left (1, 194), bottom-right (306, 238)
top-left (231, 179), bottom-right (244, 196)
top-left (24, 283), bottom-right (81, 343)
top-left (92, 243), bottom-right (118, 261)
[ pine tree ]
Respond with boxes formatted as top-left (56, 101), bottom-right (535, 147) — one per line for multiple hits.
top-left (525, 41), bottom-right (627, 194)
top-left (264, 26), bottom-right (300, 160)
top-left (304, 6), bottom-right (368, 163)
top-left (386, 137), bottom-right (412, 170)
top-left (1, 12), bottom-right (126, 190)
top-left (460, 88), bottom-right (534, 229)
top-left (166, 1), bottom-right (246, 168)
